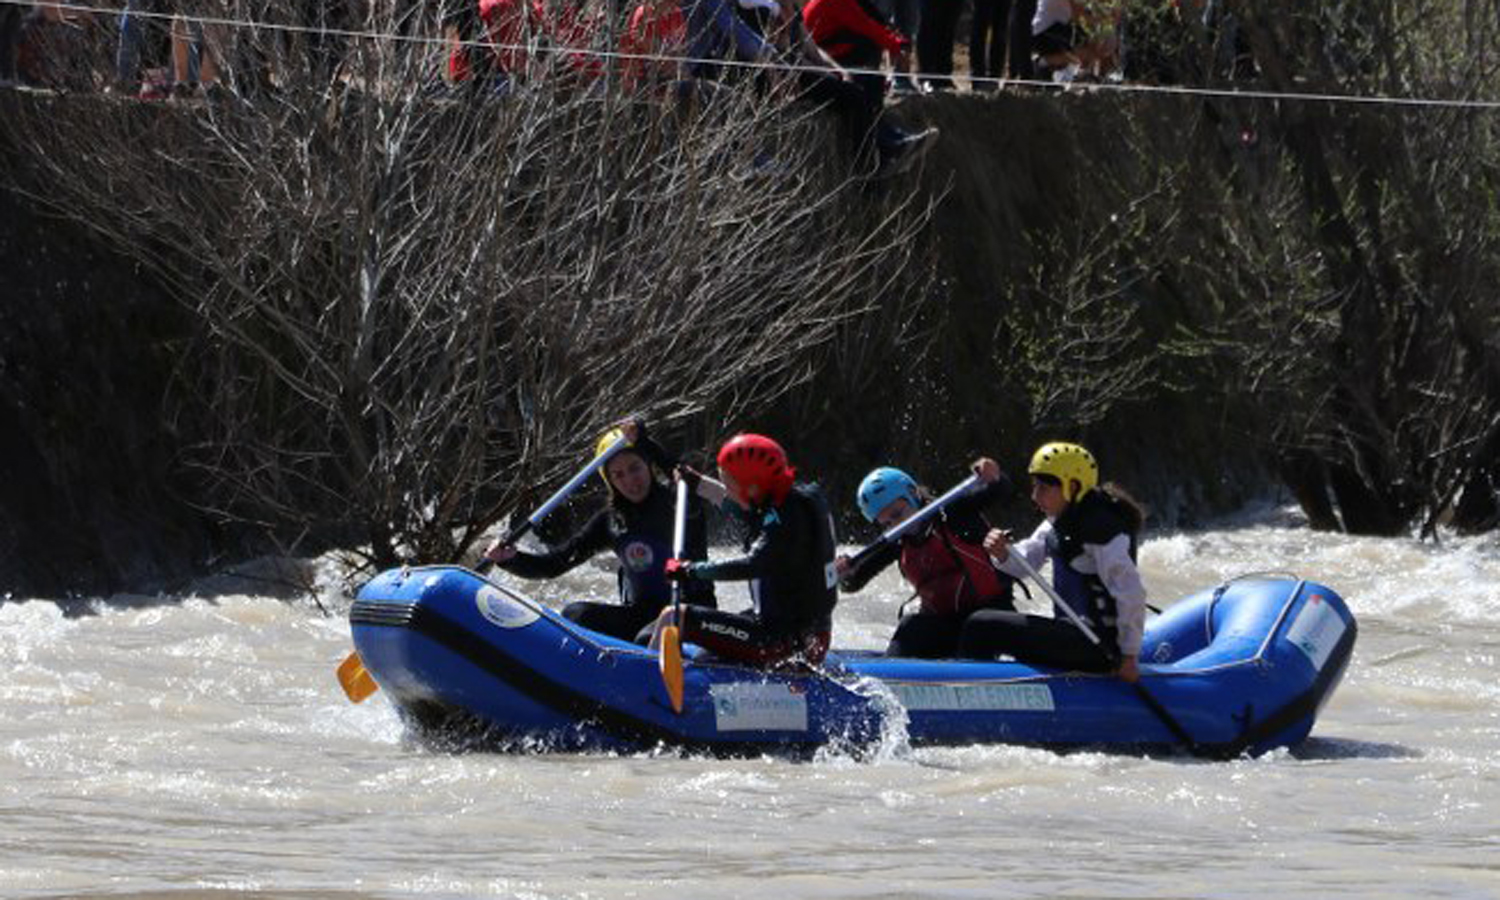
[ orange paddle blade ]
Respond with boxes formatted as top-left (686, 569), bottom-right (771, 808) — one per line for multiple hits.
top-left (336, 650), bottom-right (379, 703)
top-left (659, 625), bottom-right (684, 714)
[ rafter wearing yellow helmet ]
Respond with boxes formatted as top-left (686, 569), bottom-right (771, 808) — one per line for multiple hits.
top-left (1027, 442), bottom-right (1098, 502)
top-left (594, 426), bottom-right (633, 491)
top-left (966, 441), bottom-right (1149, 684)
top-left (480, 419), bottom-right (719, 643)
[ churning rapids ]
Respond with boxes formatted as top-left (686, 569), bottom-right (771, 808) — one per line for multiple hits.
top-left (4, 507), bottom-right (1498, 899)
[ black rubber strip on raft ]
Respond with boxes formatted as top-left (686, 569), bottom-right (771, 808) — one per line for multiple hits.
top-left (1212, 614), bottom-right (1360, 759)
top-left (350, 599), bottom-right (833, 757)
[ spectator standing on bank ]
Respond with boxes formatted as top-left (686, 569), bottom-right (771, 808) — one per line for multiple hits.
top-left (969, 0), bottom-right (1009, 89)
top-left (915, 0), bottom-right (958, 91)
top-left (0, 2), bottom-right (25, 87)
top-left (802, 0), bottom-right (910, 103)
top-left (114, 0), bottom-right (154, 94)
top-left (1007, 0), bottom-right (1035, 80)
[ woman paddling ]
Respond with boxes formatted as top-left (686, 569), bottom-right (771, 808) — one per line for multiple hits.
top-left (959, 441), bottom-right (1148, 681)
top-left (835, 458), bottom-right (1020, 658)
top-left (650, 433), bottom-right (839, 667)
top-left (482, 420), bottom-right (718, 642)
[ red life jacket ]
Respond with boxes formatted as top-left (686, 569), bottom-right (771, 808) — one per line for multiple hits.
top-left (898, 525), bottom-right (1007, 616)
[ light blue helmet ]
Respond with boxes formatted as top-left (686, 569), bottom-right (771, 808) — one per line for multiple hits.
top-left (857, 467), bottom-right (920, 522)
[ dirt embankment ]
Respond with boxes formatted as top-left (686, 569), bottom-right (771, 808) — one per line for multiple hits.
top-left (0, 89), bottom-right (1307, 594)
top-left (0, 185), bottom-right (219, 596)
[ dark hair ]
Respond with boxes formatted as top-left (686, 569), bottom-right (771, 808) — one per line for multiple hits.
top-left (1099, 481), bottom-right (1146, 534)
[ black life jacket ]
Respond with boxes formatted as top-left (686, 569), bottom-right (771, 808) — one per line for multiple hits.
top-left (611, 485), bottom-right (713, 609)
top-left (1047, 489), bottom-right (1138, 657)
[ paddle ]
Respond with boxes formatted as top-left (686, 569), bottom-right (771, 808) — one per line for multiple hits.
top-left (486, 430), bottom-right (635, 558)
top-left (335, 430), bottom-right (635, 704)
top-left (659, 477), bottom-right (691, 714)
top-left (1003, 549), bottom-right (1201, 753)
top-left (336, 648), bottom-right (379, 703)
top-left (847, 474), bottom-right (982, 570)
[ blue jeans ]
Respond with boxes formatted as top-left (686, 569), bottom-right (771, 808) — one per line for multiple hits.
top-left (115, 0), bottom-right (162, 85)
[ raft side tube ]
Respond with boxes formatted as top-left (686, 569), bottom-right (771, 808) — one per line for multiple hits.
top-left (350, 568), bottom-right (1356, 756)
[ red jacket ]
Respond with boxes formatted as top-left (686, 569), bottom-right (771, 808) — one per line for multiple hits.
top-left (803, 0), bottom-right (908, 61)
top-left (479, 0), bottom-right (547, 75)
top-left (479, 0), bottom-right (602, 80)
top-left (552, 1), bottom-right (606, 81)
top-left (622, 2), bottom-right (687, 88)
top-left (899, 525), bottom-right (1010, 617)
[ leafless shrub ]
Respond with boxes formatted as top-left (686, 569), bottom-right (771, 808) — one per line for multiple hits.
top-left (3, 0), bottom-right (933, 571)
top-left (1003, 224), bottom-right (1160, 431)
top-left (1225, 0), bottom-right (1500, 534)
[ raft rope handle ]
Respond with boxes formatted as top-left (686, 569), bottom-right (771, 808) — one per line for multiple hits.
top-left (1221, 570), bottom-right (1301, 585)
top-left (1252, 578), bottom-right (1308, 663)
top-left (1206, 570), bottom-right (1301, 644)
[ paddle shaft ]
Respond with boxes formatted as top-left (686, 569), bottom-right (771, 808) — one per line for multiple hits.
top-left (671, 478), bottom-right (690, 608)
top-left (849, 474), bottom-right (982, 569)
top-left (475, 431), bottom-right (638, 574)
top-left (1006, 551), bottom-right (1102, 644)
top-left (1006, 548), bottom-right (1200, 752)
top-left (499, 432), bottom-right (633, 547)
top-left (658, 478), bottom-right (692, 714)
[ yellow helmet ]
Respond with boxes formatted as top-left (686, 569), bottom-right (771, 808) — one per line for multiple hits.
top-left (595, 427), bottom-right (628, 461)
top-left (1028, 442), bottom-right (1098, 501)
top-left (595, 427), bottom-right (631, 486)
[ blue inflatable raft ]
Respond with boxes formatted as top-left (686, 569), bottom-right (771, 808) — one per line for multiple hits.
top-left (349, 566), bottom-right (1356, 758)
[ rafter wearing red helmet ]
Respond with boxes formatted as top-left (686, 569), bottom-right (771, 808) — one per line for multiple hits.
top-left (651, 433), bottom-right (838, 667)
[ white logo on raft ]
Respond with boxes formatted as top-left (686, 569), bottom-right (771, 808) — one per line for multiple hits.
top-left (1284, 593), bottom-right (1346, 671)
top-left (700, 620), bottom-right (750, 641)
top-left (475, 585), bottom-right (540, 629)
top-left (711, 683), bottom-right (809, 732)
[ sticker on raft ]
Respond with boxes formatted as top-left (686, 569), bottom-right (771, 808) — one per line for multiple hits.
top-left (475, 585), bottom-right (540, 629)
top-left (1285, 593), bottom-right (1346, 671)
top-left (887, 682), bottom-right (1056, 712)
top-left (711, 683), bottom-right (809, 732)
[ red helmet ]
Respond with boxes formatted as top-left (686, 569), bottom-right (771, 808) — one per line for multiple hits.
top-left (716, 433), bottom-right (794, 504)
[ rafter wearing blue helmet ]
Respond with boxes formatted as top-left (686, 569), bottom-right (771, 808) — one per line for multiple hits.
top-left (840, 458), bottom-right (1019, 658)
top-left (857, 467), bottom-right (921, 524)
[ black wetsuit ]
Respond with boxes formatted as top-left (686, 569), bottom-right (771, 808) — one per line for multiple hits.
top-left (496, 439), bottom-right (715, 642)
top-left (840, 479), bottom-right (1018, 658)
top-left (681, 483), bottom-right (838, 666)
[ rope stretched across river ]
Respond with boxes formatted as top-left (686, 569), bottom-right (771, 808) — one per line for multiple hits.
top-left (5, 0), bottom-right (1500, 110)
